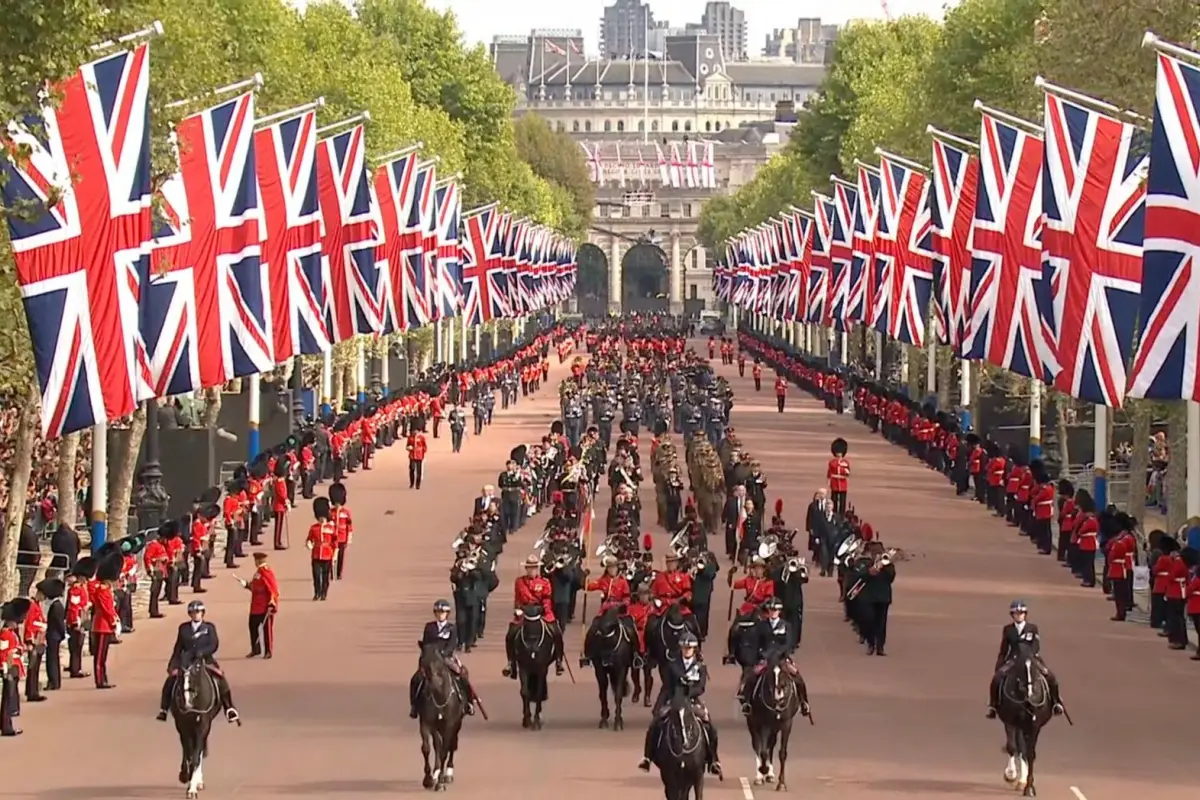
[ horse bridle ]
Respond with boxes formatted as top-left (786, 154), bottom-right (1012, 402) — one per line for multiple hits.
top-left (752, 665), bottom-right (798, 716)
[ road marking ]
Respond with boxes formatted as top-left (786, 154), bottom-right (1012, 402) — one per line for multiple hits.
top-left (739, 776), bottom-right (755, 799)
top-left (1070, 787), bottom-right (1088, 800)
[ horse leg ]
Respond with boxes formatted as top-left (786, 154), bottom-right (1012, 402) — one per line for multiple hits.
top-left (630, 664), bottom-right (642, 705)
top-left (613, 665), bottom-right (627, 732)
top-left (433, 731), bottom-right (449, 792)
top-left (183, 728), bottom-right (205, 800)
top-left (177, 726), bottom-right (193, 785)
top-left (533, 697), bottom-right (544, 731)
top-left (1003, 723), bottom-right (1019, 784)
top-left (1022, 727), bottom-right (1040, 797)
top-left (643, 664), bottom-right (654, 707)
top-left (764, 728), bottom-right (777, 783)
top-left (750, 724), bottom-right (768, 786)
top-left (445, 729), bottom-right (458, 783)
top-left (420, 724), bottom-right (435, 789)
top-left (596, 668), bottom-right (610, 729)
top-left (775, 723), bottom-right (791, 792)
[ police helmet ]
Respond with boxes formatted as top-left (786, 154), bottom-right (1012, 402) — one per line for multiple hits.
top-left (1009, 599), bottom-right (1028, 614)
top-left (187, 600), bottom-right (206, 615)
top-left (678, 632), bottom-right (699, 649)
top-left (433, 599), bottom-right (452, 613)
top-left (764, 597), bottom-right (783, 611)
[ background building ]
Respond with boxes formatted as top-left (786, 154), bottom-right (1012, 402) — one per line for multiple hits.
top-left (763, 17), bottom-right (839, 63)
top-left (600, 0), bottom-right (654, 58)
top-left (700, 1), bottom-right (747, 62)
top-left (490, 28), bottom-right (826, 315)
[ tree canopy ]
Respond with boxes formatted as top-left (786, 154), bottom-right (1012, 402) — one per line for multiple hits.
top-left (513, 113), bottom-right (595, 240)
top-left (697, 0), bottom-right (1200, 253)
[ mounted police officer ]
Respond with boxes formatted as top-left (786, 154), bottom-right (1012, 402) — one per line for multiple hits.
top-left (986, 600), bottom-right (1064, 718)
top-left (410, 599), bottom-right (475, 717)
top-left (156, 600), bottom-right (239, 724)
top-left (737, 598), bottom-right (805, 714)
top-left (638, 631), bottom-right (722, 778)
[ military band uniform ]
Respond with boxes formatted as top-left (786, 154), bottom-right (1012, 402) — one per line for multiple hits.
top-left (850, 558), bottom-right (894, 655)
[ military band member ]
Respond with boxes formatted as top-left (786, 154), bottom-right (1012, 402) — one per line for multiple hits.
top-left (774, 374), bottom-right (788, 412)
top-left (407, 428), bottom-right (428, 489)
top-left (850, 542), bottom-right (895, 656)
top-left (410, 599), bottom-right (475, 718)
top-left (272, 459), bottom-right (290, 550)
top-left (638, 632), bottom-right (723, 777)
top-left (239, 553), bottom-right (279, 659)
top-left (448, 404), bottom-right (467, 453)
top-left (306, 497), bottom-right (337, 601)
top-left (690, 551), bottom-right (719, 640)
top-left (498, 460), bottom-right (525, 537)
top-left (451, 545), bottom-right (483, 651)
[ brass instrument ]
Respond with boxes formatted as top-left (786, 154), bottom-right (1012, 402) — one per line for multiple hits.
top-left (845, 549), bottom-right (897, 600)
top-left (783, 555), bottom-right (808, 578)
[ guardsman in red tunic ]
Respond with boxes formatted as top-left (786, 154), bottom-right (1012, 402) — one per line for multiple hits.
top-left (585, 556), bottom-right (632, 613)
top-left (306, 497), bottom-right (337, 601)
top-left (649, 552), bottom-right (693, 614)
top-left (827, 437), bottom-right (850, 515)
top-left (1150, 538), bottom-right (1177, 630)
top-left (968, 437), bottom-right (986, 503)
top-left (22, 589), bottom-right (47, 703)
top-left (1105, 518), bottom-right (1137, 621)
top-left (707, 336), bottom-right (716, 360)
top-left (65, 558), bottom-right (93, 678)
top-left (406, 429), bottom-right (427, 490)
top-left (1073, 493), bottom-right (1100, 587)
top-left (1164, 548), bottom-right (1190, 649)
top-left (1185, 565), bottom-right (1200, 659)
top-left (774, 375), bottom-right (788, 412)
top-left (504, 554), bottom-right (565, 677)
top-left (752, 361), bottom-right (763, 391)
top-left (1, 598), bottom-right (32, 735)
top-left (239, 552), bottom-right (280, 658)
top-left (143, 528), bottom-right (169, 618)
top-left (271, 460), bottom-right (290, 550)
top-left (1030, 475), bottom-right (1056, 555)
top-left (986, 450), bottom-right (1008, 513)
top-left (90, 552), bottom-right (122, 689)
top-left (329, 482), bottom-right (353, 580)
top-left (729, 557), bottom-right (776, 616)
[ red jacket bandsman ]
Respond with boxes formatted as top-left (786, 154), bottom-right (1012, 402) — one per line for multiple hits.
top-left (774, 376), bottom-right (788, 396)
top-left (143, 536), bottom-right (169, 578)
top-left (1074, 511), bottom-right (1099, 553)
top-left (333, 505), bottom-right (353, 545)
top-left (1164, 553), bottom-right (1188, 601)
top-left (1185, 572), bottom-right (1200, 616)
top-left (0, 624), bottom-right (24, 680)
top-left (827, 457), bottom-right (850, 493)
top-left (732, 573), bottom-right (775, 617)
top-left (271, 476), bottom-right (289, 514)
top-left (987, 456), bottom-right (1007, 487)
top-left (66, 579), bottom-right (90, 628)
top-left (22, 599), bottom-right (47, 647)
top-left (189, 516), bottom-right (209, 556)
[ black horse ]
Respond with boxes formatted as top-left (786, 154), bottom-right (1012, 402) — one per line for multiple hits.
top-left (513, 606), bottom-right (556, 729)
top-left (416, 643), bottom-right (466, 791)
top-left (171, 660), bottom-right (222, 798)
top-left (744, 651), bottom-right (808, 791)
top-left (996, 641), bottom-right (1055, 797)
top-left (651, 688), bottom-right (710, 800)
top-left (645, 601), bottom-right (700, 685)
top-left (582, 605), bottom-right (635, 730)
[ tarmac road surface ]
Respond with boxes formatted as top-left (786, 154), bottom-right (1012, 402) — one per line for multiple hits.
top-left (3, 342), bottom-right (1194, 800)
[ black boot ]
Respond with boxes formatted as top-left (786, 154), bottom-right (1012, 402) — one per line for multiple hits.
top-left (639, 724), bottom-right (655, 771)
top-left (217, 677), bottom-right (240, 725)
top-left (986, 676), bottom-right (1000, 718)
top-left (704, 721), bottom-right (723, 778)
top-left (157, 676), bottom-right (174, 720)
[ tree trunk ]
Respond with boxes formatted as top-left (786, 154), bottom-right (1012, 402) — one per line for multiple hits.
top-left (1054, 393), bottom-right (1071, 469)
top-left (332, 367), bottom-right (345, 413)
top-left (105, 405), bottom-right (146, 543)
top-left (1165, 402), bottom-right (1187, 532)
top-left (1127, 400), bottom-right (1151, 517)
top-left (56, 432), bottom-right (80, 530)
top-left (0, 381), bottom-right (41, 601)
top-left (201, 388), bottom-right (221, 427)
top-left (969, 362), bottom-right (982, 432)
top-left (937, 351), bottom-right (952, 409)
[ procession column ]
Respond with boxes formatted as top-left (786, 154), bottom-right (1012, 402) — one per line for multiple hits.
top-left (608, 234), bottom-right (623, 315)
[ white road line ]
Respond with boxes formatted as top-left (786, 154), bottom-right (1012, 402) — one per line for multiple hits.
top-left (1070, 787), bottom-right (1088, 800)
top-left (739, 775), bottom-right (755, 800)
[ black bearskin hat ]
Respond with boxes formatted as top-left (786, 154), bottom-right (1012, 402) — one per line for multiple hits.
top-left (36, 578), bottom-right (65, 600)
top-left (1074, 489), bottom-right (1095, 514)
top-left (653, 419), bottom-right (669, 436)
top-left (830, 437), bottom-right (848, 457)
top-left (94, 541), bottom-right (122, 560)
top-left (328, 481), bottom-right (347, 506)
top-left (233, 464), bottom-right (248, 481)
top-left (196, 486), bottom-right (222, 505)
top-left (965, 432), bottom-right (981, 447)
top-left (200, 504), bottom-right (221, 521)
top-left (249, 459), bottom-right (269, 480)
top-left (1115, 512), bottom-right (1137, 532)
top-left (95, 552), bottom-right (124, 582)
top-left (1057, 479), bottom-right (1075, 497)
top-left (159, 519), bottom-right (180, 540)
top-left (510, 445), bottom-right (528, 464)
top-left (1157, 534), bottom-right (1178, 554)
top-left (1181, 547), bottom-right (1199, 568)
top-left (71, 556), bottom-right (98, 579)
top-left (1, 598), bottom-right (32, 625)
top-left (550, 420), bottom-right (564, 435)
top-left (313, 497), bottom-right (331, 519)
top-left (273, 457), bottom-right (290, 478)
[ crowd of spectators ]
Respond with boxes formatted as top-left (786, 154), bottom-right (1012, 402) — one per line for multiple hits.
top-left (0, 408), bottom-right (92, 533)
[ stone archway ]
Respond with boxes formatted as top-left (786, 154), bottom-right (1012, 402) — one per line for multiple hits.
top-left (575, 243), bottom-right (608, 317)
top-left (622, 243), bottom-right (669, 312)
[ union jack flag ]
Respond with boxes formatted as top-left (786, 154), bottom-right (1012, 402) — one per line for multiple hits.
top-left (964, 110), bottom-right (1050, 380)
top-left (459, 205), bottom-right (495, 327)
top-left (504, 219), bottom-right (525, 317)
top-left (849, 166), bottom-right (881, 324)
top-left (374, 150), bottom-right (420, 334)
top-left (787, 212), bottom-right (812, 321)
top-left (317, 123), bottom-right (383, 341)
top-left (929, 136), bottom-right (978, 352)
top-left (255, 109), bottom-right (327, 360)
top-left (489, 212), bottom-right (514, 319)
top-left (828, 183), bottom-right (855, 331)
top-left (1128, 50), bottom-right (1200, 402)
top-left (1040, 91), bottom-right (1145, 406)
top-left (421, 162), bottom-right (442, 322)
top-left (434, 179), bottom-right (462, 319)
top-left (808, 196), bottom-right (835, 325)
top-left (1, 44), bottom-right (153, 437)
top-left (144, 90), bottom-right (274, 397)
top-left (874, 155), bottom-right (935, 347)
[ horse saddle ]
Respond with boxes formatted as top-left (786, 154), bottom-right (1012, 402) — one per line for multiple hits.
top-left (174, 661), bottom-right (222, 679)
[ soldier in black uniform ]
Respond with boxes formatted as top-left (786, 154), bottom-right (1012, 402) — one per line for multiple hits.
top-left (689, 550), bottom-right (718, 640)
top-left (451, 546), bottom-right (483, 651)
top-left (664, 466), bottom-right (685, 531)
top-left (448, 404), bottom-right (467, 453)
top-left (638, 632), bottom-right (722, 778)
top-left (40, 578), bottom-right (67, 692)
top-left (622, 396), bottom-right (642, 437)
top-left (986, 599), bottom-right (1064, 718)
top-left (409, 599), bottom-right (475, 717)
top-left (498, 459), bottom-right (525, 538)
top-left (770, 555), bottom-right (808, 646)
top-left (597, 395), bottom-right (615, 448)
top-left (156, 600), bottom-right (239, 724)
top-left (738, 598), bottom-right (807, 716)
top-left (852, 544), bottom-right (896, 656)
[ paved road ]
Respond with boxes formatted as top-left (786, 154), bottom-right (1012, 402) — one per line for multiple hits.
top-left (6, 345), bottom-right (1194, 800)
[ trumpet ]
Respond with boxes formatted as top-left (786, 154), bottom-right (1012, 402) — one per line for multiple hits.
top-left (784, 555), bottom-right (808, 575)
top-left (877, 548), bottom-right (898, 567)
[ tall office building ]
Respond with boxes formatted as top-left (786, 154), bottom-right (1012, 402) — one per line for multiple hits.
top-left (700, 1), bottom-right (747, 61)
top-left (600, 0), bottom-right (654, 58)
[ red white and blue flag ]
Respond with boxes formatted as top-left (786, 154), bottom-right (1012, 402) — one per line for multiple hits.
top-left (829, 182), bottom-right (856, 331)
top-left (1127, 50), bottom-right (1200, 402)
top-left (1040, 90), bottom-right (1145, 406)
top-left (963, 110), bottom-right (1051, 380)
top-left (2, 45), bottom-right (154, 437)
top-left (144, 90), bottom-right (274, 396)
top-left (255, 108), bottom-right (328, 359)
top-left (849, 166), bottom-right (881, 325)
top-left (928, 135), bottom-right (978, 353)
top-left (489, 212), bottom-right (514, 320)
top-left (874, 154), bottom-right (935, 347)
top-left (374, 149), bottom-right (420, 334)
top-left (434, 179), bottom-right (462, 318)
top-left (786, 211), bottom-right (812, 322)
top-left (421, 162), bottom-right (442, 322)
top-left (460, 205), bottom-right (496, 326)
top-left (318, 123), bottom-right (383, 341)
top-left (808, 196), bottom-right (835, 326)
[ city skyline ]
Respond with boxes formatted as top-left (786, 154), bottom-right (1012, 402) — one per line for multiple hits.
top-left (284, 1), bottom-right (955, 54)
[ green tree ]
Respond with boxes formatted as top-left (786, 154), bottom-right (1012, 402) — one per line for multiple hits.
top-left (513, 113), bottom-right (594, 238)
top-left (696, 195), bottom-right (742, 254)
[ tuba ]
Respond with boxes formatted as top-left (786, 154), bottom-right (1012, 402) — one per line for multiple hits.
top-left (756, 534), bottom-right (779, 561)
top-left (835, 534), bottom-right (863, 567)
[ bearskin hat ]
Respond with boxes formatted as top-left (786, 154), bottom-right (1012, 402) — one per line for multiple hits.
top-left (1115, 512), bottom-right (1137, 532)
top-left (199, 504), bottom-right (221, 522)
top-left (1, 598), bottom-right (32, 625)
top-left (550, 420), bottom-right (564, 435)
top-left (1153, 533), bottom-right (1175, 553)
top-left (95, 552), bottom-right (124, 582)
top-left (249, 459), bottom-right (269, 480)
top-left (233, 464), bottom-right (248, 481)
top-left (1181, 547), bottom-right (1199, 568)
top-left (1074, 489), bottom-right (1095, 514)
top-left (313, 497), bottom-right (331, 519)
top-left (1057, 479), bottom-right (1075, 496)
top-left (196, 486), bottom-right (222, 505)
top-left (642, 533), bottom-right (654, 552)
top-left (94, 541), bottom-right (122, 560)
top-left (328, 481), bottom-right (347, 506)
top-left (510, 444), bottom-right (527, 463)
top-left (71, 556), bottom-right (97, 579)
top-left (35, 578), bottom-right (65, 600)
top-left (158, 519), bottom-right (180, 540)
top-left (273, 457), bottom-right (290, 478)
top-left (965, 432), bottom-right (981, 447)
top-left (653, 419), bottom-right (669, 436)
top-left (830, 437), bottom-right (848, 457)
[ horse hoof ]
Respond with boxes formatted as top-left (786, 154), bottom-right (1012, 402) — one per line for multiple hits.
top-left (423, 775), bottom-right (436, 789)
top-left (186, 793), bottom-right (199, 799)
top-left (179, 771), bottom-right (190, 785)
top-left (754, 776), bottom-right (765, 786)
top-left (643, 697), bottom-right (652, 708)
top-left (533, 718), bottom-right (544, 730)
top-left (776, 782), bottom-right (787, 792)
top-left (765, 774), bottom-right (775, 783)
top-left (521, 717), bottom-right (532, 729)
top-left (1022, 787), bottom-right (1035, 797)
top-left (631, 689), bottom-right (641, 704)
top-left (598, 718), bottom-right (609, 729)
top-left (613, 717), bottom-right (623, 731)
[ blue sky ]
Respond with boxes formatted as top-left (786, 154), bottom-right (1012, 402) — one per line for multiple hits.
top-left (288, 1), bottom-right (957, 53)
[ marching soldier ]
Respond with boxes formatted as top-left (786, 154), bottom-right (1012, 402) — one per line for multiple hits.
top-left (329, 482), bottom-right (354, 581)
top-left (448, 404), bottom-right (467, 453)
top-left (271, 459), bottom-right (290, 549)
top-left (850, 542), bottom-right (896, 656)
top-left (406, 427), bottom-right (428, 490)
top-left (451, 545), bottom-right (483, 651)
top-left (752, 361), bottom-right (763, 391)
top-left (306, 497), bottom-right (337, 601)
top-left (827, 438), bottom-right (850, 515)
top-left (774, 373), bottom-right (788, 412)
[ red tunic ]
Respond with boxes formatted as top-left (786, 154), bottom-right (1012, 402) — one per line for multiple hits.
top-left (407, 432), bottom-right (427, 461)
top-left (733, 576), bottom-right (776, 616)
top-left (513, 575), bottom-right (555, 622)
top-left (649, 570), bottom-right (693, 614)
top-left (333, 506), bottom-right (353, 544)
top-left (90, 583), bottom-right (119, 635)
top-left (587, 574), bottom-right (631, 612)
top-left (827, 457), bottom-right (850, 493)
top-left (249, 565), bottom-right (281, 615)
top-left (306, 521), bottom-right (336, 561)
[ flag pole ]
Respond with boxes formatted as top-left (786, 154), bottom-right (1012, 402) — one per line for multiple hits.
top-left (1143, 30), bottom-right (1200, 66)
top-left (925, 125), bottom-right (979, 151)
top-left (372, 142), bottom-right (424, 166)
top-left (255, 97), bottom-right (326, 129)
top-left (90, 20), bottom-right (163, 51)
top-left (165, 72), bottom-right (263, 110)
top-left (317, 110), bottom-right (372, 137)
top-left (1033, 76), bottom-right (1148, 126)
top-left (874, 148), bottom-right (929, 174)
top-left (972, 100), bottom-right (1044, 135)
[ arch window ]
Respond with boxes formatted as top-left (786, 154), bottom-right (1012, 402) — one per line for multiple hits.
top-left (714, 121), bottom-right (721, 131)
top-left (651, 120), bottom-right (659, 131)
top-left (572, 120), bottom-right (580, 132)
top-left (638, 120), bottom-right (645, 132)
top-left (671, 120), bottom-right (679, 131)
top-left (584, 120), bottom-right (592, 132)
top-left (617, 120), bottom-right (625, 132)
top-left (684, 120), bottom-right (692, 131)
top-left (603, 119), bottom-right (612, 132)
